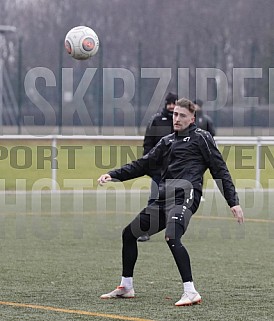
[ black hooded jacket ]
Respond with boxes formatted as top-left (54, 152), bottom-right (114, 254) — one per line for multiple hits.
top-left (143, 108), bottom-right (174, 155)
top-left (108, 123), bottom-right (239, 208)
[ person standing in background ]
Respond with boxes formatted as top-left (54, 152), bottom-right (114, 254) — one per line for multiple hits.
top-left (194, 99), bottom-right (216, 201)
top-left (193, 99), bottom-right (216, 137)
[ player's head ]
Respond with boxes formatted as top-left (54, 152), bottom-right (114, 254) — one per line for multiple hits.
top-left (165, 92), bottom-right (178, 112)
top-left (173, 98), bottom-right (196, 131)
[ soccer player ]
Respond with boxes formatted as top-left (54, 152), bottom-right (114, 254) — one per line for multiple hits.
top-left (138, 92), bottom-right (178, 242)
top-left (97, 98), bottom-right (244, 306)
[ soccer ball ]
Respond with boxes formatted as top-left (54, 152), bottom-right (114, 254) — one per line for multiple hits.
top-left (64, 26), bottom-right (99, 60)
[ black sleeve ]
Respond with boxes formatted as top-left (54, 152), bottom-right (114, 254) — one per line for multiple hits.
top-left (143, 117), bottom-right (157, 155)
top-left (108, 139), bottom-right (165, 182)
top-left (199, 133), bottom-right (239, 207)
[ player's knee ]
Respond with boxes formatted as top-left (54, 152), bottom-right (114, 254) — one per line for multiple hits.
top-left (122, 225), bottom-right (136, 242)
top-left (165, 236), bottom-right (181, 249)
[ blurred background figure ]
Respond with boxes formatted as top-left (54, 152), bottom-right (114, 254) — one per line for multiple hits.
top-left (193, 99), bottom-right (216, 202)
top-left (193, 99), bottom-right (216, 137)
top-left (143, 92), bottom-right (178, 154)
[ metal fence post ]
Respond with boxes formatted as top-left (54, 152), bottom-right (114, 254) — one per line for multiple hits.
top-left (256, 137), bottom-right (261, 189)
top-left (58, 40), bottom-right (63, 135)
top-left (137, 42), bottom-right (142, 133)
top-left (17, 37), bottom-right (23, 134)
top-left (52, 136), bottom-right (57, 191)
top-left (0, 59), bottom-right (3, 132)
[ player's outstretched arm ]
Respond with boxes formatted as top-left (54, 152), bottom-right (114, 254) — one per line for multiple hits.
top-left (97, 174), bottom-right (112, 186)
top-left (230, 205), bottom-right (244, 224)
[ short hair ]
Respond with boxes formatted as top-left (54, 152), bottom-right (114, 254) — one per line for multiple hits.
top-left (176, 98), bottom-right (196, 114)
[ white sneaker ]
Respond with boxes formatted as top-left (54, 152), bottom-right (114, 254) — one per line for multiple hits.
top-left (100, 286), bottom-right (135, 299)
top-left (175, 291), bottom-right (202, 306)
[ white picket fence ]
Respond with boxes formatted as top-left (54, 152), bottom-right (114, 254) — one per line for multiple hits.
top-left (1, 135), bottom-right (274, 190)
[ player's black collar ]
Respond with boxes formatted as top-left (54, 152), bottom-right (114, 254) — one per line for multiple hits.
top-left (175, 123), bottom-right (197, 137)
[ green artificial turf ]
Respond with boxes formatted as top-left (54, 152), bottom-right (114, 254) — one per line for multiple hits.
top-left (0, 191), bottom-right (273, 321)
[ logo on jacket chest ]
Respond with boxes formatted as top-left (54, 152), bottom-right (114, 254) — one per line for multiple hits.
top-left (183, 137), bottom-right (190, 142)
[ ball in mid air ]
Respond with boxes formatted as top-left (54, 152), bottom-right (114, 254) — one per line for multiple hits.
top-left (65, 26), bottom-right (99, 60)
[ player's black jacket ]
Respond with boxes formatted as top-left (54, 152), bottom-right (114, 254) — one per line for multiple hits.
top-left (108, 123), bottom-right (239, 208)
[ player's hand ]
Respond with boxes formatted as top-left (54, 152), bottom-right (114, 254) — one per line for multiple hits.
top-left (97, 174), bottom-right (112, 186)
top-left (230, 205), bottom-right (244, 224)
